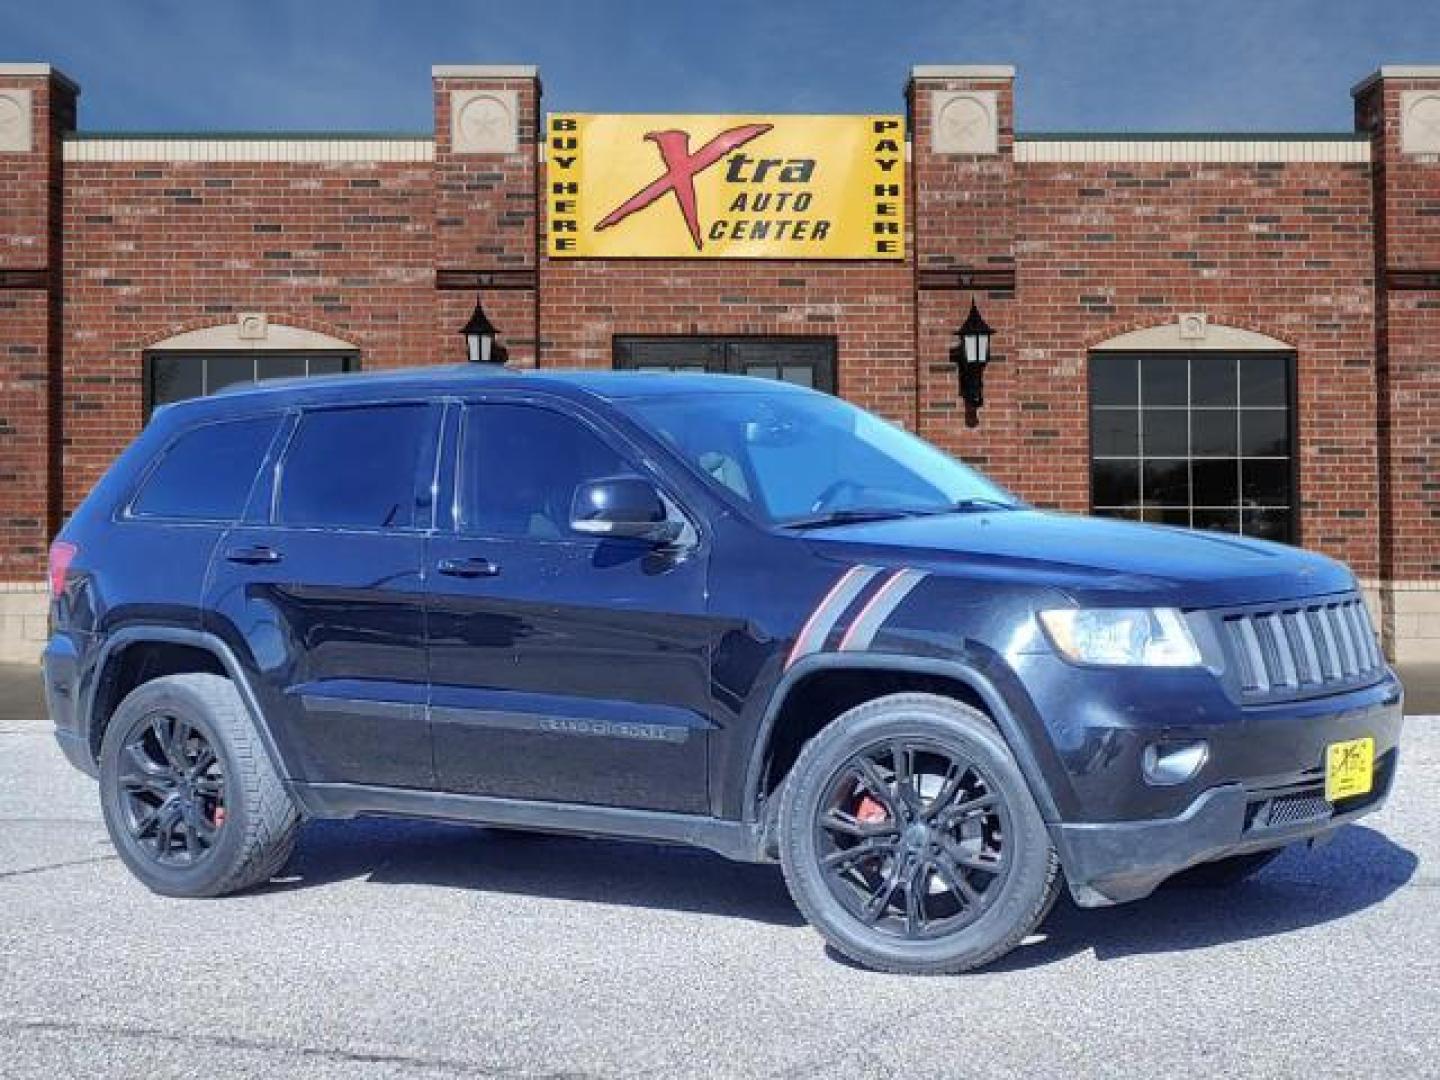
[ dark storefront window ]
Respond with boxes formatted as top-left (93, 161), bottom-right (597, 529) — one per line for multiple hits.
top-left (614, 336), bottom-right (837, 393)
top-left (143, 352), bottom-right (358, 419)
top-left (1090, 351), bottom-right (1296, 543)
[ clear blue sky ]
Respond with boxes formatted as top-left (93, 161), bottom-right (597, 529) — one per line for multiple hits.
top-left (4, 0), bottom-right (1438, 133)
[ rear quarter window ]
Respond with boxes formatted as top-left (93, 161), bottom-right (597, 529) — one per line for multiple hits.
top-left (130, 415), bottom-right (281, 521)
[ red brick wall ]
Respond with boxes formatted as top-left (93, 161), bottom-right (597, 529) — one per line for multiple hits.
top-left (55, 70), bottom-right (544, 522)
top-left (537, 256), bottom-right (916, 424)
top-left (907, 74), bottom-right (1379, 575)
top-left (0, 71), bottom-right (73, 578)
top-left (1004, 157), bottom-right (1378, 575)
top-left (1356, 75), bottom-right (1440, 585)
top-left (1, 60), bottom-right (1434, 607)
top-left (60, 158), bottom-right (441, 515)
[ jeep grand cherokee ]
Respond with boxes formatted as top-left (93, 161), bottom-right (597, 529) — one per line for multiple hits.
top-left (43, 366), bottom-right (1403, 973)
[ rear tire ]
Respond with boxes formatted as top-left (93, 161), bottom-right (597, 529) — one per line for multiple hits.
top-left (778, 693), bottom-right (1060, 974)
top-left (99, 672), bottom-right (299, 897)
top-left (1167, 849), bottom-right (1284, 889)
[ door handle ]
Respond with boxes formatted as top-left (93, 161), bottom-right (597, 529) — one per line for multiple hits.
top-left (224, 545), bottom-right (283, 565)
top-left (436, 556), bottom-right (500, 579)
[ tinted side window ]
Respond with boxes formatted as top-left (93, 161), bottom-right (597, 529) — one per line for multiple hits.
top-left (462, 404), bottom-right (631, 539)
top-left (131, 415), bottom-right (280, 521)
top-left (277, 404), bottom-right (433, 529)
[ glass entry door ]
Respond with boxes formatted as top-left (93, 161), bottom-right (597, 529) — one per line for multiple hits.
top-left (613, 336), bottom-right (837, 394)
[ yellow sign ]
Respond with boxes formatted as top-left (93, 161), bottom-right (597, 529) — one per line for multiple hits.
top-left (547, 113), bottom-right (904, 259)
top-left (1324, 736), bottom-right (1374, 802)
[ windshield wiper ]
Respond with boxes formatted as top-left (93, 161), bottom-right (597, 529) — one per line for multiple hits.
top-left (946, 497), bottom-right (1020, 513)
top-left (780, 508), bottom-right (930, 530)
top-left (782, 499), bottom-right (1021, 529)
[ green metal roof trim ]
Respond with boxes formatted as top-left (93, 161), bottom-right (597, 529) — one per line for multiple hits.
top-left (65, 131), bottom-right (434, 141)
top-left (1017, 131), bottom-right (1370, 142)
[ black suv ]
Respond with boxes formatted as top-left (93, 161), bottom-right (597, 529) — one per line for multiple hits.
top-left (44, 366), bottom-right (1403, 973)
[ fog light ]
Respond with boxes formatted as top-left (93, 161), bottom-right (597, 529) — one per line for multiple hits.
top-left (1142, 741), bottom-right (1208, 786)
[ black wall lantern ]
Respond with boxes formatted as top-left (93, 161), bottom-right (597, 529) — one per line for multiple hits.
top-left (950, 300), bottom-right (994, 427)
top-left (461, 296), bottom-right (507, 364)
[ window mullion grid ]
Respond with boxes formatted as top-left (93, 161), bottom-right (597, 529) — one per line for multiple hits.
top-left (1136, 357), bottom-right (1145, 521)
top-left (1185, 355), bottom-right (1194, 530)
top-left (1235, 357), bottom-right (1244, 536)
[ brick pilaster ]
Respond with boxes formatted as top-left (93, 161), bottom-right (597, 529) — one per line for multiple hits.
top-left (1354, 66), bottom-right (1440, 660)
top-left (908, 65), bottom-right (1018, 463)
top-left (432, 65), bottom-right (540, 364)
top-left (0, 64), bottom-right (77, 578)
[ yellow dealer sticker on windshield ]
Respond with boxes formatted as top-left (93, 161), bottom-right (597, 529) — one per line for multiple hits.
top-left (1325, 736), bottom-right (1374, 802)
top-left (546, 113), bottom-right (904, 259)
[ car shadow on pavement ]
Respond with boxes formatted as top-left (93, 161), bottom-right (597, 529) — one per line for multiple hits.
top-left (263, 818), bottom-right (1416, 961)
top-left (264, 816), bottom-right (809, 927)
top-left (985, 824), bottom-right (1418, 972)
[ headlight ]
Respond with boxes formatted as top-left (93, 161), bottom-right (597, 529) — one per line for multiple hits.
top-left (1038, 608), bottom-right (1202, 667)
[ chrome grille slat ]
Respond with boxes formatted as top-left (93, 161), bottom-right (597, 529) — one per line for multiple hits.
top-left (1289, 610), bottom-right (1323, 685)
top-left (1366, 603), bottom-right (1385, 668)
top-left (1310, 608), bottom-right (1341, 680)
top-left (1233, 617), bottom-right (1270, 692)
top-left (1264, 612), bottom-right (1298, 688)
top-left (1362, 603), bottom-right (1382, 669)
top-left (1328, 604), bottom-right (1357, 677)
top-left (1342, 603), bottom-right (1363, 674)
top-left (1346, 602), bottom-right (1377, 671)
top-left (1224, 620), bottom-right (1254, 689)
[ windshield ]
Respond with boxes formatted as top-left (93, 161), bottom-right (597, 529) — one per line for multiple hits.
top-left (621, 390), bottom-right (1021, 526)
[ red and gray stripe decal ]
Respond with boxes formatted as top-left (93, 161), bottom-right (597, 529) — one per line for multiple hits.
top-left (785, 565), bottom-right (928, 669)
top-left (838, 567), bottom-right (928, 652)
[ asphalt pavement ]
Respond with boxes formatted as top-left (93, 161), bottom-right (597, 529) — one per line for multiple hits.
top-left (2, 663), bottom-right (1437, 1079)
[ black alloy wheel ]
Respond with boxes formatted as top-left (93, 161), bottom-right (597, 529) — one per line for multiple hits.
top-left (117, 712), bottom-right (227, 867)
top-left (814, 740), bottom-right (1011, 940)
top-left (778, 693), bottom-right (1060, 974)
top-left (99, 673), bottom-right (299, 897)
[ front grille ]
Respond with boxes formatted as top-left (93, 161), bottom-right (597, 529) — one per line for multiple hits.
top-left (1218, 594), bottom-right (1384, 699)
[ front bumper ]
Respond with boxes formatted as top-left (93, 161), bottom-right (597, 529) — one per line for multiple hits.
top-left (1052, 737), bottom-right (1400, 907)
top-left (1026, 656), bottom-right (1406, 906)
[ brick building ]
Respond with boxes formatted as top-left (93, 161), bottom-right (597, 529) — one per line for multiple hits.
top-left (0, 61), bottom-right (1436, 663)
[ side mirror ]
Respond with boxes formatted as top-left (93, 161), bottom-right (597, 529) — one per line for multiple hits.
top-left (570, 476), bottom-right (682, 543)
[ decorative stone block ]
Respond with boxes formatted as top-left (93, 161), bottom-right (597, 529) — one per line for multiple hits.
top-left (931, 90), bottom-right (998, 155)
top-left (0, 88), bottom-right (33, 153)
top-left (237, 312), bottom-right (268, 340)
top-left (1178, 312), bottom-right (1208, 340)
top-left (1400, 90), bottom-right (1440, 154)
top-left (450, 89), bottom-right (519, 154)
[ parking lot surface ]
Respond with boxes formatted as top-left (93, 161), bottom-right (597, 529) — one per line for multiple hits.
top-left (2, 663), bottom-right (1437, 1079)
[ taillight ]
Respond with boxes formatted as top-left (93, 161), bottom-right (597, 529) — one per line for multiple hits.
top-left (48, 541), bottom-right (77, 599)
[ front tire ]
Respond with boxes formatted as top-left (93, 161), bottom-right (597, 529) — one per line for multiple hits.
top-left (778, 693), bottom-right (1060, 974)
top-left (99, 673), bottom-right (299, 897)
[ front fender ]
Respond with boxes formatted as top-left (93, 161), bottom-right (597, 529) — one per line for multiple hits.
top-left (741, 650), bottom-right (1065, 827)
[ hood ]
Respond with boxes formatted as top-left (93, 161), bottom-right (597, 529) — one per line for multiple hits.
top-left (802, 510), bottom-right (1356, 609)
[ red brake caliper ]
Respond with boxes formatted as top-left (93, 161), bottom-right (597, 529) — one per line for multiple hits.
top-left (854, 794), bottom-right (889, 824)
